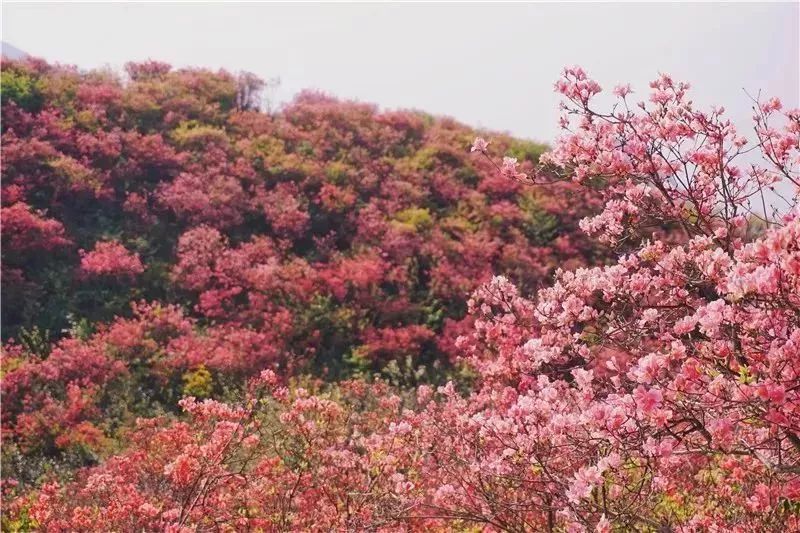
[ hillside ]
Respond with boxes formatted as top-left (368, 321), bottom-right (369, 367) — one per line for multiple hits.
top-left (1, 58), bottom-right (600, 484)
top-left (1, 42), bottom-right (28, 61)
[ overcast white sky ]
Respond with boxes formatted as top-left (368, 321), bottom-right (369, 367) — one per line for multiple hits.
top-left (3, 2), bottom-right (799, 144)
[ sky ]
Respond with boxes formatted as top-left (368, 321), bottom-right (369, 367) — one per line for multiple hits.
top-left (2, 2), bottom-right (799, 145)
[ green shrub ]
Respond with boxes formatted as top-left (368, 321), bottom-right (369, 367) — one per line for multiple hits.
top-left (171, 120), bottom-right (228, 148)
top-left (519, 193), bottom-right (559, 245)
top-left (182, 365), bottom-right (214, 398)
top-left (506, 139), bottom-right (549, 163)
top-left (1, 69), bottom-right (43, 111)
top-left (392, 207), bottom-right (433, 232)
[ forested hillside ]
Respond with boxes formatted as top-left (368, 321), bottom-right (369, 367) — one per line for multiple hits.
top-left (1, 57), bottom-right (599, 493)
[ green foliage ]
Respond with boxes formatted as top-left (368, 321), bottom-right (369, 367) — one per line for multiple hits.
top-left (519, 193), bottom-right (560, 245)
top-left (506, 138), bottom-right (548, 163)
top-left (1, 440), bottom-right (101, 492)
top-left (16, 326), bottom-right (51, 358)
top-left (65, 314), bottom-right (95, 341)
top-left (182, 365), bottom-right (214, 398)
top-left (343, 345), bottom-right (372, 376)
top-left (325, 162), bottom-right (350, 185)
top-left (392, 207), bottom-right (433, 232)
top-left (417, 112), bottom-right (436, 128)
top-left (48, 155), bottom-right (102, 192)
top-left (420, 300), bottom-right (445, 330)
top-left (380, 355), bottom-right (431, 388)
top-left (777, 498), bottom-right (800, 521)
top-left (170, 120), bottom-right (228, 148)
top-left (379, 354), bottom-right (474, 392)
top-left (38, 70), bottom-right (82, 116)
top-left (654, 491), bottom-right (696, 524)
top-left (300, 295), bottom-right (362, 377)
top-left (441, 214), bottom-right (478, 237)
top-left (296, 140), bottom-right (315, 157)
top-left (454, 165), bottom-right (480, 186)
top-left (1, 68), bottom-right (43, 111)
top-left (2, 503), bottom-right (38, 532)
top-left (409, 147), bottom-right (437, 171)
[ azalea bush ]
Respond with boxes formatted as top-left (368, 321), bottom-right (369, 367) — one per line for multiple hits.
top-left (3, 56), bottom-right (800, 531)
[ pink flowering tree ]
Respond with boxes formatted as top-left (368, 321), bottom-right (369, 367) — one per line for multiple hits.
top-left (451, 67), bottom-right (800, 530)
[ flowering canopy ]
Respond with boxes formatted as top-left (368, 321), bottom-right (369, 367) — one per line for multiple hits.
top-left (1, 57), bottom-right (597, 367)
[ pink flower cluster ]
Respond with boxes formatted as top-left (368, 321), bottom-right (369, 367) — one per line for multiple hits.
top-left (79, 241), bottom-right (144, 279)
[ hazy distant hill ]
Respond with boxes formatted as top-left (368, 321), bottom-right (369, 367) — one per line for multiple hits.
top-left (2, 42), bottom-right (28, 60)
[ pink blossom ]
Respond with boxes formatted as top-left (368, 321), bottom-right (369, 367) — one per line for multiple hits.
top-left (470, 137), bottom-right (489, 153)
top-left (633, 386), bottom-right (663, 414)
top-left (613, 84), bottom-right (632, 98)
